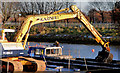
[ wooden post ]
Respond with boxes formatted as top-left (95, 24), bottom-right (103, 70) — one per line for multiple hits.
top-left (68, 48), bottom-right (70, 70)
top-left (43, 55), bottom-right (47, 65)
top-left (79, 49), bottom-right (80, 58)
top-left (84, 57), bottom-right (88, 71)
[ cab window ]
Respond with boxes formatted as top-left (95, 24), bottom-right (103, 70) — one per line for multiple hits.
top-left (35, 49), bottom-right (44, 55)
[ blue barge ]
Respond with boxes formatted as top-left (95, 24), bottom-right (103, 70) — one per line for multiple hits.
top-left (28, 45), bottom-right (72, 59)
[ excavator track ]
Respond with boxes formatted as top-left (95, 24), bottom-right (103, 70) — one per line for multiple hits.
top-left (0, 57), bottom-right (46, 72)
top-left (0, 58), bottom-right (23, 72)
top-left (19, 56), bottom-right (46, 71)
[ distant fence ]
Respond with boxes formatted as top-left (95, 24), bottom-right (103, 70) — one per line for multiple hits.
top-left (92, 23), bottom-right (118, 29)
top-left (41, 23), bottom-right (118, 29)
top-left (1, 22), bottom-right (119, 29)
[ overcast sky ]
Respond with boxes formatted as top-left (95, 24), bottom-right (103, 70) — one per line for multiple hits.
top-left (1, 0), bottom-right (118, 2)
top-left (0, 0), bottom-right (119, 13)
top-left (75, 0), bottom-right (118, 13)
top-left (76, 2), bottom-right (89, 13)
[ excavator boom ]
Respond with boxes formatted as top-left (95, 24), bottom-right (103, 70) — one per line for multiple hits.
top-left (14, 13), bottom-right (77, 43)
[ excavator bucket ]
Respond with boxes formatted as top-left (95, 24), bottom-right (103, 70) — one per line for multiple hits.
top-left (95, 50), bottom-right (113, 63)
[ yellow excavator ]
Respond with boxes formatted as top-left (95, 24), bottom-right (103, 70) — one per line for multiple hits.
top-left (0, 5), bottom-right (113, 72)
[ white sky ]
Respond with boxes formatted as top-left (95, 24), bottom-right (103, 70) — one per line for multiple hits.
top-left (75, 0), bottom-right (118, 13)
top-left (1, 0), bottom-right (119, 2)
top-left (76, 2), bottom-right (89, 13)
top-left (0, 0), bottom-right (119, 13)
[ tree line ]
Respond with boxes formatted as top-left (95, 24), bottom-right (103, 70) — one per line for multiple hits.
top-left (0, 1), bottom-right (120, 27)
top-left (0, 2), bottom-right (73, 27)
top-left (88, 1), bottom-right (120, 24)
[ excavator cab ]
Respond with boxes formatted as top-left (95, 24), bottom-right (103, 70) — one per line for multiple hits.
top-left (0, 29), bottom-right (15, 42)
top-left (0, 29), bottom-right (28, 57)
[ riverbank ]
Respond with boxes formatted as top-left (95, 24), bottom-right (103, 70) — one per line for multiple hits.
top-left (4, 24), bottom-right (120, 45)
top-left (28, 35), bottom-right (120, 45)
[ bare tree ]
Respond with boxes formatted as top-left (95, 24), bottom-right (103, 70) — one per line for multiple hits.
top-left (18, 2), bottom-right (73, 17)
top-left (17, 2), bottom-right (73, 28)
top-left (88, 0), bottom-right (114, 23)
top-left (18, 2), bottom-right (36, 17)
top-left (12, 3), bottom-right (20, 23)
top-left (111, 1), bottom-right (120, 23)
top-left (0, 2), bottom-right (14, 28)
top-left (88, 9), bottom-right (97, 23)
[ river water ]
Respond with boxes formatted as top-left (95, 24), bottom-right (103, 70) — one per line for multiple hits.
top-left (29, 42), bottom-right (120, 60)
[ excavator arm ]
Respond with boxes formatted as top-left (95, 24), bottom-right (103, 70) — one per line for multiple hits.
top-left (71, 5), bottom-right (113, 63)
top-left (13, 5), bottom-right (113, 63)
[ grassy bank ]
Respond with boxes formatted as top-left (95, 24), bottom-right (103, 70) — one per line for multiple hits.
top-left (28, 35), bottom-right (120, 45)
top-left (4, 24), bottom-right (120, 45)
